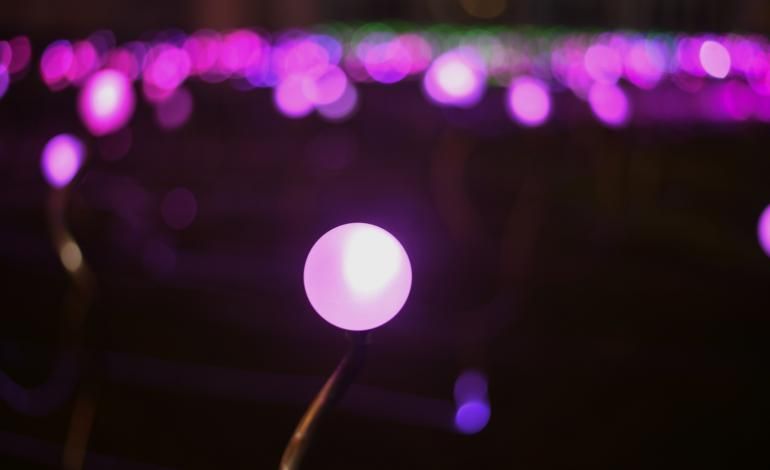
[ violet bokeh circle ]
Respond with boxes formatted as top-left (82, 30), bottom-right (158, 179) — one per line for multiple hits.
top-left (303, 223), bottom-right (412, 331)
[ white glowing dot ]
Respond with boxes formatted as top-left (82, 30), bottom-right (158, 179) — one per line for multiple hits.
top-left (60, 240), bottom-right (83, 272)
top-left (437, 61), bottom-right (474, 97)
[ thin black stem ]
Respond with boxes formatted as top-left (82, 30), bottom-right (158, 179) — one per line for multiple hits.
top-left (279, 331), bottom-right (368, 470)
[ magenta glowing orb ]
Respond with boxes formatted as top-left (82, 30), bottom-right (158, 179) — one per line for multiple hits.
top-left (78, 69), bottom-right (136, 136)
top-left (700, 40), bottom-right (731, 79)
top-left (302, 65), bottom-right (348, 106)
top-left (588, 83), bottom-right (630, 127)
top-left (317, 82), bottom-right (358, 122)
top-left (0, 66), bottom-right (8, 100)
top-left (41, 134), bottom-right (85, 189)
top-left (507, 76), bottom-right (551, 127)
top-left (758, 205), bottom-right (770, 258)
top-left (423, 49), bottom-right (486, 108)
top-left (155, 86), bottom-right (193, 130)
top-left (303, 223), bottom-right (412, 331)
top-left (274, 75), bottom-right (314, 118)
top-left (454, 400), bottom-right (490, 435)
top-left (40, 40), bottom-right (75, 90)
top-left (584, 43), bottom-right (623, 84)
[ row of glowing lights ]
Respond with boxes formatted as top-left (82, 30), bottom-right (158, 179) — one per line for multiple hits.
top-left (3, 30), bottom-right (770, 128)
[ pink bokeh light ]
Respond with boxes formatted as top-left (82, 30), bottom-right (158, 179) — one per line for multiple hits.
top-left (303, 223), bottom-right (412, 331)
top-left (0, 66), bottom-right (8, 99)
top-left (699, 40), bottom-right (731, 79)
top-left (584, 43), bottom-right (623, 84)
top-left (40, 40), bottom-right (74, 90)
top-left (759, 205), bottom-right (770, 258)
top-left (507, 76), bottom-right (551, 127)
top-left (423, 48), bottom-right (486, 108)
top-left (155, 86), bottom-right (193, 130)
top-left (78, 69), bottom-right (136, 136)
top-left (274, 74), bottom-right (314, 118)
top-left (359, 34), bottom-right (412, 84)
top-left (8, 36), bottom-right (31, 75)
top-left (65, 40), bottom-right (99, 84)
top-left (0, 41), bottom-right (11, 70)
top-left (588, 82), bottom-right (631, 127)
top-left (144, 45), bottom-right (191, 92)
top-left (317, 82), bottom-right (359, 122)
top-left (624, 39), bottom-right (667, 89)
top-left (302, 64), bottom-right (348, 106)
top-left (41, 134), bottom-right (85, 188)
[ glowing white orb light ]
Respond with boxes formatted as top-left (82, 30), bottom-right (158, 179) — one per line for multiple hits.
top-left (78, 69), bottom-right (136, 136)
top-left (303, 223), bottom-right (412, 331)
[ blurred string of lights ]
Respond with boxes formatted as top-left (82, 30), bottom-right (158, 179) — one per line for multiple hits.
top-left (6, 24), bottom-right (767, 249)
top-left (2, 25), bottom-right (770, 126)
top-left (3, 22), bottom-right (770, 468)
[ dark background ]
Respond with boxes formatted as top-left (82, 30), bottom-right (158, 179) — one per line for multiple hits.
top-left (1, 1), bottom-right (769, 469)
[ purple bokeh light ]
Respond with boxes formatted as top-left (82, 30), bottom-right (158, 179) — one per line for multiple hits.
top-left (507, 76), bottom-right (551, 127)
top-left (359, 34), bottom-right (412, 84)
top-left (161, 187), bottom-right (198, 230)
top-left (0, 66), bottom-right (8, 100)
top-left (302, 64), bottom-right (348, 106)
top-left (303, 223), bottom-right (412, 331)
top-left (8, 36), bottom-right (31, 75)
top-left (78, 69), bottom-right (136, 136)
top-left (624, 39), bottom-right (667, 89)
top-left (758, 205), bottom-right (770, 258)
top-left (40, 40), bottom-right (74, 90)
top-left (317, 82), bottom-right (358, 122)
top-left (423, 48), bottom-right (486, 108)
top-left (274, 74), bottom-right (314, 118)
top-left (454, 400), bottom-right (490, 435)
top-left (588, 82), bottom-right (631, 127)
top-left (454, 370), bottom-right (488, 404)
top-left (66, 40), bottom-right (99, 84)
top-left (40, 134), bottom-right (85, 189)
top-left (155, 87), bottom-right (193, 130)
top-left (144, 45), bottom-right (191, 93)
top-left (0, 41), bottom-right (10, 70)
top-left (584, 43), bottom-right (623, 84)
top-left (699, 40), bottom-right (731, 79)
top-left (105, 48), bottom-right (140, 81)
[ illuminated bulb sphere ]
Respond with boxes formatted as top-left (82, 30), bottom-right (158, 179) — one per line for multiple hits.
top-left (78, 69), bottom-right (136, 136)
top-left (758, 205), bottom-right (770, 258)
top-left (303, 223), bottom-right (412, 331)
top-left (41, 134), bottom-right (85, 188)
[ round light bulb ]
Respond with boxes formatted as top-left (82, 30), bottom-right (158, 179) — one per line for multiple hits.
top-left (303, 223), bottom-right (412, 331)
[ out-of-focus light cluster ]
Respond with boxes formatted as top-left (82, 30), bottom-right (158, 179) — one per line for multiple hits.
top-left (453, 369), bottom-right (490, 434)
top-left (7, 27), bottom-right (770, 130)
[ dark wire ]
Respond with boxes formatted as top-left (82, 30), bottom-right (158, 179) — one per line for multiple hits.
top-left (280, 331), bottom-right (368, 470)
top-left (48, 184), bottom-right (98, 470)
